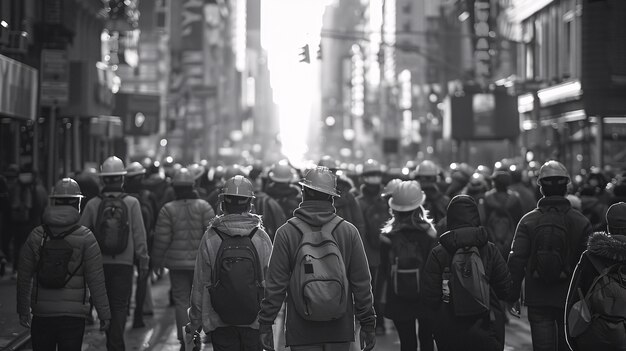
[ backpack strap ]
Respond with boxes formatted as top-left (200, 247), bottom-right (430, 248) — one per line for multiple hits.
top-left (288, 216), bottom-right (344, 267)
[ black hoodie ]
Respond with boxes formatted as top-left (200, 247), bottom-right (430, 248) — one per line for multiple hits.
top-left (421, 195), bottom-right (512, 351)
top-left (565, 232), bottom-right (626, 350)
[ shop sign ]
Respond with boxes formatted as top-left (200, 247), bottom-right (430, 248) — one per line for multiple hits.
top-left (0, 54), bottom-right (38, 120)
top-left (40, 49), bottom-right (69, 107)
top-left (473, 0), bottom-right (492, 80)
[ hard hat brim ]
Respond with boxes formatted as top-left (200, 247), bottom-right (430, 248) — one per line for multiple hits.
top-left (219, 193), bottom-right (256, 199)
top-left (99, 171), bottom-right (128, 176)
top-left (299, 182), bottom-right (340, 197)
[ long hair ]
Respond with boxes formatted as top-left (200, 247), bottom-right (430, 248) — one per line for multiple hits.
top-left (381, 205), bottom-right (433, 234)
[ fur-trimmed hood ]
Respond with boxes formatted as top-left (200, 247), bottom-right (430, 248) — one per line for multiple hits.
top-left (587, 231), bottom-right (626, 262)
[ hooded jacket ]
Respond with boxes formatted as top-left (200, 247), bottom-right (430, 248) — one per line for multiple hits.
top-left (565, 232), bottom-right (626, 351)
top-left (152, 196), bottom-right (215, 270)
top-left (79, 190), bottom-right (150, 270)
top-left (356, 183), bottom-right (390, 267)
top-left (507, 196), bottom-right (592, 308)
top-left (334, 178), bottom-right (367, 237)
top-left (188, 213), bottom-right (272, 332)
top-left (258, 200), bottom-right (375, 347)
top-left (17, 206), bottom-right (111, 320)
top-left (421, 195), bottom-right (511, 351)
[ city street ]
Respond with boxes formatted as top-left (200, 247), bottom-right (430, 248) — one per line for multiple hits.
top-left (2, 272), bottom-right (532, 351)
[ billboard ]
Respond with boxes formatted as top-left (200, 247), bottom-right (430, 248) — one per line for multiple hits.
top-left (114, 93), bottom-right (160, 136)
top-left (450, 90), bottom-right (519, 140)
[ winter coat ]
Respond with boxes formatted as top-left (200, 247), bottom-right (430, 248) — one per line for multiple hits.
top-left (334, 178), bottom-right (367, 237)
top-left (507, 196), bottom-right (592, 309)
top-left (265, 182), bottom-right (302, 219)
top-left (79, 190), bottom-right (150, 270)
top-left (17, 206), bottom-right (111, 320)
top-left (152, 196), bottom-right (215, 270)
top-left (258, 200), bottom-right (376, 347)
top-left (379, 220), bottom-right (436, 321)
top-left (509, 182), bottom-right (537, 216)
top-left (188, 213), bottom-right (272, 332)
top-left (421, 195), bottom-right (512, 351)
top-left (565, 232), bottom-right (626, 351)
top-left (356, 184), bottom-right (391, 267)
top-left (484, 189), bottom-right (524, 260)
top-left (252, 191), bottom-right (287, 241)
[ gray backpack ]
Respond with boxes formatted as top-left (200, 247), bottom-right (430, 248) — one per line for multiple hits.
top-left (288, 216), bottom-right (348, 321)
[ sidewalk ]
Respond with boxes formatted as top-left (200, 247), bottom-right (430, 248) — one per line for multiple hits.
top-left (0, 274), bottom-right (29, 349)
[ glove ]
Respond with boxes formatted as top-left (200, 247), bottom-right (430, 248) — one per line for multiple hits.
top-left (359, 325), bottom-right (376, 351)
top-left (19, 314), bottom-right (31, 329)
top-left (100, 319), bottom-right (111, 332)
top-left (259, 323), bottom-right (274, 351)
top-left (508, 300), bottom-right (521, 318)
top-left (184, 323), bottom-right (202, 351)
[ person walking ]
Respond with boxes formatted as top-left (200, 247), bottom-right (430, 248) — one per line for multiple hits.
top-left (17, 178), bottom-right (111, 350)
top-left (152, 168), bottom-right (216, 350)
top-left (565, 202), bottom-right (626, 351)
top-left (379, 180), bottom-right (437, 351)
top-left (507, 160), bottom-right (593, 351)
top-left (79, 156), bottom-right (150, 351)
top-left (356, 159), bottom-right (390, 336)
top-left (265, 161), bottom-right (301, 221)
top-left (421, 195), bottom-right (512, 351)
top-left (258, 166), bottom-right (376, 351)
top-left (413, 160), bottom-right (450, 227)
top-left (187, 175), bottom-right (272, 351)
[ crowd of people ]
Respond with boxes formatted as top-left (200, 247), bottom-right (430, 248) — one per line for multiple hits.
top-left (1, 154), bottom-right (626, 351)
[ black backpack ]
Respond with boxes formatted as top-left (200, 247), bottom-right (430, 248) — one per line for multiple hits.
top-left (128, 190), bottom-right (157, 237)
top-left (530, 207), bottom-right (571, 284)
top-left (94, 194), bottom-right (130, 256)
top-left (448, 245), bottom-right (491, 317)
top-left (209, 227), bottom-right (264, 325)
top-left (568, 255), bottom-right (626, 346)
top-left (37, 225), bottom-right (81, 289)
top-left (388, 230), bottom-right (426, 301)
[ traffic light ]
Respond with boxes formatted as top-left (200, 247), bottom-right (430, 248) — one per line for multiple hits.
top-left (299, 44), bottom-right (310, 63)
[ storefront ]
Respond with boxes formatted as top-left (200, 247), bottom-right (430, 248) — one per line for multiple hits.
top-left (0, 53), bottom-right (38, 172)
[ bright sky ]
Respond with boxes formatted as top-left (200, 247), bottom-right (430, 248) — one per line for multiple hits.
top-left (261, 0), bottom-right (331, 167)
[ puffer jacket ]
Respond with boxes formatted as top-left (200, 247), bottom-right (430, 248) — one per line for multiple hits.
top-left (258, 200), bottom-right (375, 346)
top-left (17, 206), bottom-right (111, 320)
top-left (421, 195), bottom-right (512, 351)
top-left (507, 196), bottom-right (592, 308)
top-left (356, 183), bottom-right (390, 267)
top-left (79, 190), bottom-right (150, 270)
top-left (152, 196), bottom-right (215, 270)
top-left (188, 213), bottom-right (272, 332)
top-left (565, 232), bottom-right (626, 351)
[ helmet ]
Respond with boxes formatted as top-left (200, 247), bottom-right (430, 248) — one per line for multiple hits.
top-left (125, 162), bottom-right (146, 177)
top-left (99, 156), bottom-right (127, 176)
top-left (467, 173), bottom-right (489, 193)
top-left (50, 178), bottom-right (84, 199)
top-left (414, 160), bottom-right (439, 177)
top-left (382, 178), bottom-right (402, 196)
top-left (389, 181), bottom-right (425, 212)
top-left (318, 155), bottom-right (339, 170)
top-left (361, 159), bottom-right (383, 175)
top-left (221, 175), bottom-right (255, 198)
top-left (537, 160), bottom-right (570, 184)
top-left (268, 162), bottom-right (295, 183)
top-left (172, 168), bottom-right (195, 186)
top-left (187, 163), bottom-right (205, 181)
top-left (299, 166), bottom-right (340, 197)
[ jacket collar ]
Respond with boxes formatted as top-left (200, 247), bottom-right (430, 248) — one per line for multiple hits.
top-left (439, 227), bottom-right (489, 253)
top-left (537, 196), bottom-right (572, 212)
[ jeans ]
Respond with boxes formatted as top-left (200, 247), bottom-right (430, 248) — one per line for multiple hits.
top-left (212, 326), bottom-right (262, 351)
top-left (170, 269), bottom-right (195, 342)
top-left (31, 316), bottom-right (85, 351)
top-left (527, 306), bottom-right (568, 351)
top-left (393, 319), bottom-right (434, 351)
top-left (103, 264), bottom-right (134, 351)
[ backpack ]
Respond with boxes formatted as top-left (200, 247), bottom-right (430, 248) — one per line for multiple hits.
top-left (288, 216), bottom-right (349, 321)
top-left (485, 196), bottom-right (516, 259)
top-left (37, 225), bottom-right (81, 289)
top-left (530, 207), bottom-right (571, 284)
top-left (209, 227), bottom-right (264, 325)
top-left (128, 190), bottom-right (157, 238)
top-left (448, 245), bottom-right (491, 316)
top-left (388, 230), bottom-right (426, 301)
top-left (568, 256), bottom-right (626, 346)
top-left (94, 194), bottom-right (130, 256)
